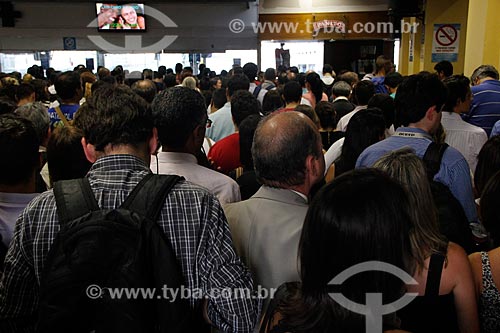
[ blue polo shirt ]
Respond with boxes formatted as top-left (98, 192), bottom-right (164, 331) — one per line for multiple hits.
top-left (356, 127), bottom-right (477, 223)
top-left (463, 79), bottom-right (500, 136)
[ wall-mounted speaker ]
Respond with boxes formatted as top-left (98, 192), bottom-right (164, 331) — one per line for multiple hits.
top-left (0, 2), bottom-right (22, 27)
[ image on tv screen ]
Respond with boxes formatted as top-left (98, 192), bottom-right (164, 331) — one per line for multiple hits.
top-left (96, 3), bottom-right (146, 31)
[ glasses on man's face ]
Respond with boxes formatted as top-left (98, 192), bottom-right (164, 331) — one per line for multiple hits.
top-left (436, 104), bottom-right (445, 113)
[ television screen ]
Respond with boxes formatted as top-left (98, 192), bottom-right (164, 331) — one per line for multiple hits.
top-left (96, 3), bottom-right (146, 31)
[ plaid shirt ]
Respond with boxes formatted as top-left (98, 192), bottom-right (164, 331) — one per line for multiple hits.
top-left (0, 154), bottom-right (259, 332)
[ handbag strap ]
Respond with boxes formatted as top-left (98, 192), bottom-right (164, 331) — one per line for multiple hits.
top-left (54, 106), bottom-right (71, 127)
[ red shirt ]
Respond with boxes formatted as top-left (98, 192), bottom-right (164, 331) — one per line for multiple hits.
top-left (208, 133), bottom-right (241, 174)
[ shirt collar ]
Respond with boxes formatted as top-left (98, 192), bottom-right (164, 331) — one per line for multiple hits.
top-left (90, 154), bottom-right (150, 173)
top-left (334, 96), bottom-right (348, 102)
top-left (395, 127), bottom-right (430, 135)
top-left (156, 151), bottom-right (197, 164)
top-left (291, 190), bottom-right (308, 203)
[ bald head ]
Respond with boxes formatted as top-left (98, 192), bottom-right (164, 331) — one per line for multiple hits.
top-left (253, 111), bottom-right (322, 188)
top-left (131, 79), bottom-right (157, 104)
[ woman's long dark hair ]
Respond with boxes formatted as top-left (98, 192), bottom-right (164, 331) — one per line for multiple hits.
top-left (269, 169), bottom-right (415, 333)
top-left (306, 72), bottom-right (323, 105)
top-left (335, 108), bottom-right (386, 177)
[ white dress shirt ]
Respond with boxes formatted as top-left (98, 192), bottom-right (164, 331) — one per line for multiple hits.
top-left (151, 152), bottom-right (241, 204)
top-left (441, 112), bottom-right (488, 172)
top-left (336, 105), bottom-right (367, 132)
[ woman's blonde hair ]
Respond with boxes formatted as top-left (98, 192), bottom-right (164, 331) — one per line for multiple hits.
top-left (373, 148), bottom-right (447, 272)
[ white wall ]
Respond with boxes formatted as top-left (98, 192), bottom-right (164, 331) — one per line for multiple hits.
top-left (0, 2), bottom-right (259, 52)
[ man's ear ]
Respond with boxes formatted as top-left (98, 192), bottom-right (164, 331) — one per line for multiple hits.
top-left (81, 137), bottom-right (97, 163)
top-left (149, 127), bottom-right (159, 155)
top-left (425, 106), bottom-right (437, 121)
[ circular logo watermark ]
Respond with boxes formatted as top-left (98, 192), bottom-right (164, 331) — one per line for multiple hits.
top-left (87, 5), bottom-right (178, 53)
top-left (328, 261), bottom-right (419, 333)
top-left (228, 19), bottom-right (245, 34)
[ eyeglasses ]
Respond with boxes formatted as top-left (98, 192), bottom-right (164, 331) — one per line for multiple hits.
top-left (436, 104), bottom-right (445, 113)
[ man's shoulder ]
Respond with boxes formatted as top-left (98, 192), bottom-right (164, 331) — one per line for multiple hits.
top-left (356, 138), bottom-right (398, 167)
top-left (209, 105), bottom-right (231, 119)
top-left (171, 177), bottom-right (219, 199)
top-left (441, 144), bottom-right (470, 166)
top-left (472, 80), bottom-right (500, 94)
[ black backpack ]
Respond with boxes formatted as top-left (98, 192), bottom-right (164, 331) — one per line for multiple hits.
top-left (253, 83), bottom-right (276, 98)
top-left (37, 174), bottom-right (196, 333)
top-left (423, 143), bottom-right (475, 254)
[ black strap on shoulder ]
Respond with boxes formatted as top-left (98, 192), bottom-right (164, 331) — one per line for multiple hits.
top-left (121, 174), bottom-right (182, 221)
top-left (259, 282), bottom-right (291, 333)
top-left (53, 178), bottom-right (100, 226)
top-left (253, 84), bottom-right (262, 98)
top-left (424, 253), bottom-right (445, 297)
top-left (423, 142), bottom-right (449, 181)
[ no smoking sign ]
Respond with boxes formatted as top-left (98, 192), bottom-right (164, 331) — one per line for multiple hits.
top-left (432, 23), bottom-right (460, 62)
top-left (435, 25), bottom-right (457, 46)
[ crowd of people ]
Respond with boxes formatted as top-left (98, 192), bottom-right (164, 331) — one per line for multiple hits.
top-left (0, 56), bottom-right (499, 332)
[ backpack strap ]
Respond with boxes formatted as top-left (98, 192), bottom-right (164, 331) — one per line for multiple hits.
top-left (423, 142), bottom-right (449, 181)
top-left (121, 174), bottom-right (182, 221)
top-left (424, 253), bottom-right (445, 297)
top-left (253, 84), bottom-right (263, 98)
top-left (53, 178), bottom-right (100, 226)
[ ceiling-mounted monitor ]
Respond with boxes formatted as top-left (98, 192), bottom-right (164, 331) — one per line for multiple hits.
top-left (96, 3), bottom-right (146, 31)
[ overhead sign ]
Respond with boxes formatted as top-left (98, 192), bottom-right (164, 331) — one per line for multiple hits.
top-left (63, 37), bottom-right (76, 50)
top-left (432, 24), bottom-right (460, 62)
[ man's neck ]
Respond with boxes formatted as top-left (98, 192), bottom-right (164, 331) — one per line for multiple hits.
top-left (99, 144), bottom-right (151, 166)
top-left (407, 123), bottom-right (431, 133)
top-left (285, 102), bottom-right (299, 109)
top-left (479, 77), bottom-right (496, 85)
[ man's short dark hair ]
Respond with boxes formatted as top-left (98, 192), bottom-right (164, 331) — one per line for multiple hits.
top-left (332, 81), bottom-right (351, 98)
top-left (47, 125), bottom-right (92, 184)
top-left (395, 73), bottom-right (447, 127)
top-left (151, 86), bottom-right (206, 149)
top-left (434, 61), bottom-right (454, 78)
top-left (55, 71), bottom-right (82, 100)
top-left (158, 65), bottom-right (167, 76)
top-left (353, 80), bottom-right (375, 106)
top-left (264, 68), bottom-right (276, 81)
top-left (163, 74), bottom-right (177, 88)
top-left (243, 63), bottom-right (258, 82)
top-left (253, 112), bottom-right (321, 187)
top-left (323, 64), bottom-right (333, 75)
top-left (0, 114), bottom-right (39, 185)
top-left (443, 75), bottom-right (470, 112)
top-left (283, 81), bottom-right (302, 104)
top-left (384, 72), bottom-right (403, 89)
top-left (131, 80), bottom-right (157, 104)
top-left (231, 90), bottom-right (261, 128)
top-left (227, 74), bottom-right (250, 97)
top-left (212, 88), bottom-right (227, 110)
top-left (368, 94), bottom-right (395, 129)
top-left (375, 55), bottom-right (392, 73)
top-left (15, 83), bottom-right (35, 101)
top-left (74, 85), bottom-right (152, 151)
